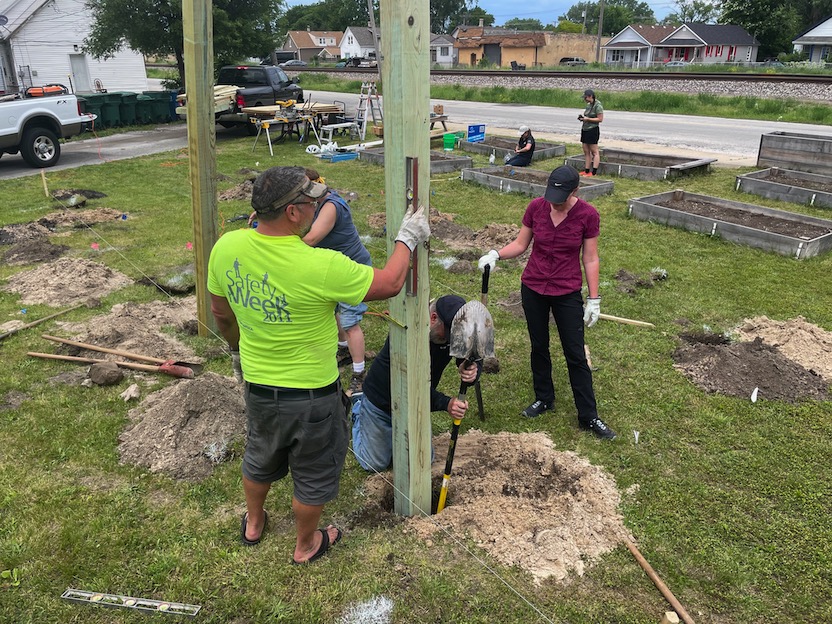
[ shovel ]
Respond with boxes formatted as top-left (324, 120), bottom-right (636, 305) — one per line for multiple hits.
top-left (28, 352), bottom-right (195, 379)
top-left (40, 334), bottom-right (204, 375)
top-left (436, 300), bottom-right (495, 513)
top-left (473, 264), bottom-right (490, 421)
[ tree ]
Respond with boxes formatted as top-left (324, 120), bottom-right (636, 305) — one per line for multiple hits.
top-left (83, 0), bottom-right (285, 89)
top-left (664, 0), bottom-right (720, 24)
top-left (430, 0), bottom-right (473, 34)
top-left (503, 18), bottom-right (545, 30)
top-left (720, 0), bottom-right (800, 59)
top-left (450, 6), bottom-right (495, 30)
top-left (278, 0), bottom-right (370, 33)
top-left (564, 0), bottom-right (655, 35)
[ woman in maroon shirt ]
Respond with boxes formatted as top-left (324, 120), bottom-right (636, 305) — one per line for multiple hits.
top-left (478, 166), bottom-right (616, 440)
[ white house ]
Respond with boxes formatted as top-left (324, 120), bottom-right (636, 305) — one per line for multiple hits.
top-left (430, 33), bottom-right (455, 68)
top-left (340, 26), bottom-right (379, 60)
top-left (0, 0), bottom-right (148, 95)
top-left (603, 23), bottom-right (759, 65)
top-left (793, 15), bottom-right (832, 62)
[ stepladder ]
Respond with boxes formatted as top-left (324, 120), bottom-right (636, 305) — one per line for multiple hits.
top-left (355, 81), bottom-right (383, 141)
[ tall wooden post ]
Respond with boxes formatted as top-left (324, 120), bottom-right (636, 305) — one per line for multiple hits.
top-left (182, 0), bottom-right (218, 336)
top-left (381, 0), bottom-right (432, 516)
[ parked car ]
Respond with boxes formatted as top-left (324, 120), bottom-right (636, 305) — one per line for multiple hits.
top-left (665, 60), bottom-right (689, 68)
top-left (762, 59), bottom-right (785, 67)
top-left (335, 57), bottom-right (362, 68)
top-left (559, 57), bottom-right (587, 66)
top-left (279, 59), bottom-right (307, 68)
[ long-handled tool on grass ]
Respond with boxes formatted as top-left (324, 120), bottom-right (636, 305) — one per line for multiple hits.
top-left (40, 334), bottom-right (204, 375)
top-left (473, 264), bottom-right (490, 421)
top-left (0, 305), bottom-right (84, 342)
top-left (436, 300), bottom-right (495, 513)
top-left (28, 352), bottom-right (195, 379)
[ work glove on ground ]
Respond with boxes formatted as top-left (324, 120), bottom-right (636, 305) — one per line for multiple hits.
top-left (230, 349), bottom-right (243, 383)
top-left (583, 298), bottom-right (601, 328)
top-left (478, 250), bottom-right (500, 273)
top-left (395, 204), bottom-right (430, 251)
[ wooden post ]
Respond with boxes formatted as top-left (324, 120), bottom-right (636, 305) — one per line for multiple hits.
top-left (182, 0), bottom-right (218, 336)
top-left (381, 0), bottom-right (431, 517)
top-left (660, 612), bottom-right (680, 624)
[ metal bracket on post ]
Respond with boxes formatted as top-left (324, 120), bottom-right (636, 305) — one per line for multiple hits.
top-left (405, 156), bottom-right (419, 296)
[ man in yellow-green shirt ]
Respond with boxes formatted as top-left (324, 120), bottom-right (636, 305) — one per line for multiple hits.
top-left (208, 166), bottom-right (429, 564)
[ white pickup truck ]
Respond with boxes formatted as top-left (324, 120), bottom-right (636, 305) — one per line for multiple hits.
top-left (0, 92), bottom-right (94, 168)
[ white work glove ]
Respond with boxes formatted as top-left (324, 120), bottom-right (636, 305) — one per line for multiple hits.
top-left (230, 349), bottom-right (243, 383)
top-left (583, 298), bottom-right (601, 328)
top-left (395, 204), bottom-right (430, 251)
top-left (478, 250), bottom-right (500, 273)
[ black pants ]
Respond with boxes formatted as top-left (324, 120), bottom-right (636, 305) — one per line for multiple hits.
top-left (521, 284), bottom-right (597, 425)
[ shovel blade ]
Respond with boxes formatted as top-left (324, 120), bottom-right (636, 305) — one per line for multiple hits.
top-left (448, 301), bottom-right (495, 361)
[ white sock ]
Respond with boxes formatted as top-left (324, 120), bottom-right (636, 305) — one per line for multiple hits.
top-left (352, 361), bottom-right (365, 374)
top-left (338, 340), bottom-right (348, 348)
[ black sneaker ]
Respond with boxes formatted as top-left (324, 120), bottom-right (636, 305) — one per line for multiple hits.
top-left (347, 370), bottom-right (366, 396)
top-left (521, 400), bottom-right (552, 418)
top-left (581, 417), bottom-right (616, 440)
top-left (337, 346), bottom-right (352, 367)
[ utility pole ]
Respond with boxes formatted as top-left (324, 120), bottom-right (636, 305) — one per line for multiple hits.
top-left (582, 7), bottom-right (587, 35)
top-left (367, 0), bottom-right (382, 74)
top-left (595, 0), bottom-right (605, 63)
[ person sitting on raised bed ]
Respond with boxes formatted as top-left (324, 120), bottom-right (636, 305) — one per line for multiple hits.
top-left (504, 126), bottom-right (535, 167)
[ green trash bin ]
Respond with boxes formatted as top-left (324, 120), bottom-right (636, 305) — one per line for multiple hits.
top-left (136, 95), bottom-right (154, 124)
top-left (118, 92), bottom-right (138, 126)
top-left (82, 93), bottom-right (106, 129)
top-left (100, 93), bottom-right (123, 128)
top-left (143, 91), bottom-right (171, 123)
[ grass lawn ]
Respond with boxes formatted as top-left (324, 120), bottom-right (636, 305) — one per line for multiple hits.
top-left (1, 130), bottom-right (831, 623)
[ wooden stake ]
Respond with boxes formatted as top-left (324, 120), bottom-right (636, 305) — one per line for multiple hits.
top-left (41, 169), bottom-right (49, 197)
top-left (627, 541), bottom-right (695, 624)
top-left (0, 304), bottom-right (84, 341)
top-left (599, 313), bottom-right (654, 328)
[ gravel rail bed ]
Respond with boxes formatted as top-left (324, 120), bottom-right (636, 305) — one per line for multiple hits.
top-left (310, 72), bottom-right (832, 103)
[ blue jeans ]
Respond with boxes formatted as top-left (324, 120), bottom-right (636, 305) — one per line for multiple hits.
top-left (351, 396), bottom-right (435, 471)
top-left (352, 395), bottom-right (392, 471)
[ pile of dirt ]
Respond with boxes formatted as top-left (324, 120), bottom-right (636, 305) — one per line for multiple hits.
top-left (40, 208), bottom-right (124, 230)
top-left (392, 430), bottom-right (632, 584)
top-left (733, 316), bottom-right (832, 382)
top-left (0, 222), bottom-right (53, 245)
top-left (51, 189), bottom-right (108, 201)
top-left (614, 268), bottom-right (667, 295)
top-left (57, 296), bottom-right (200, 363)
top-left (119, 372), bottom-right (245, 480)
top-left (3, 257), bottom-right (132, 305)
top-left (673, 335), bottom-right (830, 403)
top-left (218, 180), bottom-right (253, 201)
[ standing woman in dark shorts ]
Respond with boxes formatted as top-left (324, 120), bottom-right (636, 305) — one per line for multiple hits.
top-left (579, 89), bottom-right (603, 177)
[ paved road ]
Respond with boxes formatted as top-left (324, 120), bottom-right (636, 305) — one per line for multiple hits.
top-left (1, 90), bottom-right (831, 179)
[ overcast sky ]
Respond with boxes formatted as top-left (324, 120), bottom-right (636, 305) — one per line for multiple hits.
top-left (281, 1), bottom-right (675, 24)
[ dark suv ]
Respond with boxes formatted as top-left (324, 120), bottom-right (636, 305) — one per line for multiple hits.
top-left (559, 57), bottom-right (587, 66)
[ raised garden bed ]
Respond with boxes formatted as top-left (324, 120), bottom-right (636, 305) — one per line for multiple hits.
top-left (564, 148), bottom-right (716, 181)
top-left (757, 131), bottom-right (832, 176)
top-left (628, 189), bottom-right (832, 259)
top-left (358, 149), bottom-right (473, 174)
top-left (457, 136), bottom-right (565, 162)
top-left (736, 168), bottom-right (832, 209)
top-left (461, 166), bottom-right (614, 202)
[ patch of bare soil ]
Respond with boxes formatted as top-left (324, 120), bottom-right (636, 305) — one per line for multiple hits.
top-left (394, 430), bottom-right (631, 584)
top-left (614, 268), bottom-right (667, 295)
top-left (3, 258), bottom-right (132, 306)
top-left (51, 189), bottom-right (108, 201)
top-left (0, 390), bottom-right (28, 411)
top-left (486, 166), bottom-right (549, 185)
top-left (657, 198), bottom-right (830, 239)
top-left (766, 169), bottom-right (832, 194)
top-left (118, 372), bottom-right (246, 480)
top-left (673, 335), bottom-right (830, 402)
top-left (733, 316), bottom-right (832, 383)
top-left (56, 296), bottom-right (200, 363)
top-left (3, 239), bottom-right (68, 265)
